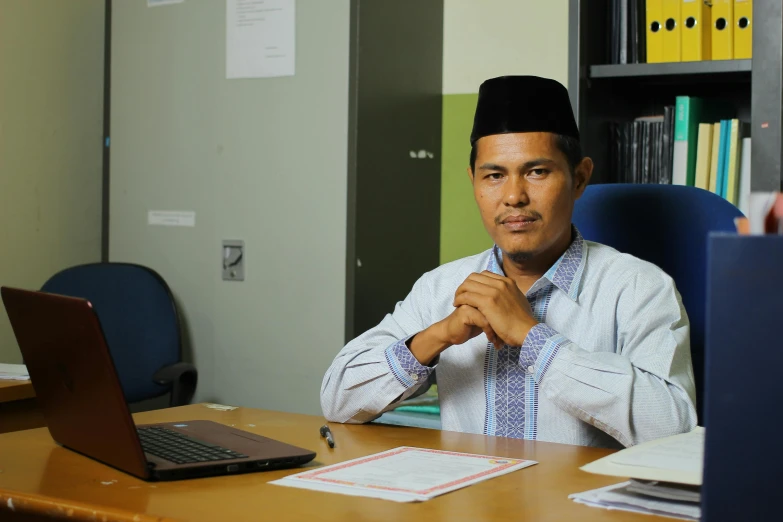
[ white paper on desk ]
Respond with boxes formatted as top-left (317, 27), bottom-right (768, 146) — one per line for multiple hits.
top-left (581, 427), bottom-right (704, 485)
top-left (570, 481), bottom-right (701, 521)
top-left (226, 0), bottom-right (295, 79)
top-left (271, 446), bottom-right (537, 502)
top-left (610, 429), bottom-right (703, 473)
top-left (0, 363), bottom-right (29, 380)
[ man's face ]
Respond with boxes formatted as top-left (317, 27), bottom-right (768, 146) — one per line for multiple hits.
top-left (469, 132), bottom-right (589, 263)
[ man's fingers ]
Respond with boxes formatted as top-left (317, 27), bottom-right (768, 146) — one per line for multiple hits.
top-left (488, 332), bottom-right (504, 348)
top-left (459, 306), bottom-right (504, 348)
top-left (479, 270), bottom-right (508, 281)
top-left (487, 330), bottom-right (504, 348)
top-left (459, 305), bottom-right (488, 327)
top-left (480, 271), bottom-right (519, 292)
top-left (453, 291), bottom-right (492, 310)
top-left (453, 280), bottom-right (499, 303)
top-left (464, 272), bottom-right (508, 289)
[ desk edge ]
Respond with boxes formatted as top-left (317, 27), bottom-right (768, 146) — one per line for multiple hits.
top-left (0, 488), bottom-right (180, 522)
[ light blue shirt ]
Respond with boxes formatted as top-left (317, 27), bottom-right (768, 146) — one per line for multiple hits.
top-left (321, 229), bottom-right (698, 448)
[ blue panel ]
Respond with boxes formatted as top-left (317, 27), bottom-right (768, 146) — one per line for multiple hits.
top-left (701, 234), bottom-right (783, 521)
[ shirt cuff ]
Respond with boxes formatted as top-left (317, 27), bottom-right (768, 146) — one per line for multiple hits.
top-left (384, 336), bottom-right (434, 388)
top-left (520, 323), bottom-right (569, 382)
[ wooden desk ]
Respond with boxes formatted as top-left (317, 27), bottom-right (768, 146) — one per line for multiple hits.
top-left (0, 404), bottom-right (649, 522)
top-left (0, 380), bottom-right (45, 434)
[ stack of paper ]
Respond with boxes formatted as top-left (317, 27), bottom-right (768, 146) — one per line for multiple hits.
top-left (271, 446), bottom-right (537, 502)
top-left (571, 481), bottom-right (700, 520)
top-left (626, 479), bottom-right (700, 503)
top-left (0, 363), bottom-right (29, 381)
top-left (571, 427), bottom-right (704, 520)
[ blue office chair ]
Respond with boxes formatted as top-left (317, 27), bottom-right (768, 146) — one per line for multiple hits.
top-left (572, 184), bottom-right (743, 423)
top-left (41, 263), bottom-right (197, 407)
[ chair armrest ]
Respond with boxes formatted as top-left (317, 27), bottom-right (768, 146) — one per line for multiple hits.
top-left (153, 362), bottom-right (198, 407)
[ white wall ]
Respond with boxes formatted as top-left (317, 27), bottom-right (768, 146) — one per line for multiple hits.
top-left (0, 0), bottom-right (104, 363)
top-left (110, 0), bottom-right (350, 414)
top-left (443, 0), bottom-right (569, 94)
top-left (108, 0), bottom-right (569, 414)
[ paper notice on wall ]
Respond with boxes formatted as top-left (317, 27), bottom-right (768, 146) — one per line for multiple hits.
top-left (148, 0), bottom-right (184, 7)
top-left (148, 211), bottom-right (196, 227)
top-left (226, 0), bottom-right (295, 79)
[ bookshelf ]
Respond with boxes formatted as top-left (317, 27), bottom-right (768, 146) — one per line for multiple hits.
top-left (590, 59), bottom-right (751, 79)
top-left (569, 0), bottom-right (782, 191)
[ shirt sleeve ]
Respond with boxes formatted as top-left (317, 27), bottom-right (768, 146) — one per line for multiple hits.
top-left (520, 270), bottom-right (698, 447)
top-left (320, 274), bottom-right (436, 424)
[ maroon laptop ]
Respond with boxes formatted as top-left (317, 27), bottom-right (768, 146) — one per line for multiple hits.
top-left (1, 287), bottom-right (316, 481)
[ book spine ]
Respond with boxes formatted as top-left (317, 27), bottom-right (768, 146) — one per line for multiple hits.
top-left (620, 0), bottom-right (629, 64)
top-left (662, 105), bottom-right (674, 184)
top-left (738, 137), bottom-right (752, 215)
top-left (725, 119), bottom-right (741, 204)
top-left (708, 122), bottom-right (721, 194)
top-left (611, 0), bottom-right (620, 63)
top-left (672, 96), bottom-right (690, 185)
top-left (638, 0), bottom-right (647, 63)
top-left (632, 121), bottom-right (641, 183)
top-left (715, 120), bottom-right (729, 198)
top-left (629, 0), bottom-right (638, 63)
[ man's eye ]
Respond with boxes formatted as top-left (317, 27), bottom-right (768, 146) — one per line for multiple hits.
top-left (487, 172), bottom-right (503, 180)
top-left (529, 169), bottom-right (549, 177)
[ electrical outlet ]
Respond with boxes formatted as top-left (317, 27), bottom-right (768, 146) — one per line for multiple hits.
top-left (222, 240), bottom-right (245, 281)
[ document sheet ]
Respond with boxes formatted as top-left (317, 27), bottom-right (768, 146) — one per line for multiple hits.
top-left (271, 446), bottom-right (537, 502)
top-left (226, 0), bottom-right (295, 79)
top-left (580, 427), bottom-right (704, 485)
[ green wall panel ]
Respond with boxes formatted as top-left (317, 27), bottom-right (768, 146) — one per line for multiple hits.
top-left (439, 94), bottom-right (493, 264)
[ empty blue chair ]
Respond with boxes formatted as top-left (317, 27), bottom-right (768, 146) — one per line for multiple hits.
top-left (41, 263), bottom-right (197, 406)
top-left (572, 184), bottom-right (742, 423)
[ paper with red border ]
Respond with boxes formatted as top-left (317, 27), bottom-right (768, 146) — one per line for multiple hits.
top-left (270, 446), bottom-right (537, 502)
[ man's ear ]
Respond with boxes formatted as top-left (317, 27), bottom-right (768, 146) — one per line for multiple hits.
top-left (467, 166), bottom-right (474, 183)
top-left (573, 157), bottom-right (594, 198)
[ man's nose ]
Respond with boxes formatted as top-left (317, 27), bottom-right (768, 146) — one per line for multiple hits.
top-left (504, 176), bottom-right (530, 206)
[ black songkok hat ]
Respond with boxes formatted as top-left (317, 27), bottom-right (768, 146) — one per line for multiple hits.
top-left (470, 75), bottom-right (580, 145)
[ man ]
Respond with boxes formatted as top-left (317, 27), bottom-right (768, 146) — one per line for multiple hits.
top-left (321, 75), bottom-right (697, 448)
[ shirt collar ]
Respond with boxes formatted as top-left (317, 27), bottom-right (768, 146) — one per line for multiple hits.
top-left (485, 226), bottom-right (587, 302)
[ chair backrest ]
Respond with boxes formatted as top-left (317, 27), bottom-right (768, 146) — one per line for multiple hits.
top-left (572, 184), bottom-right (743, 423)
top-left (41, 263), bottom-right (182, 403)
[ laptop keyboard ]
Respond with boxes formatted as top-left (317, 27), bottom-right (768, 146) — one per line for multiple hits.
top-left (138, 427), bottom-right (249, 464)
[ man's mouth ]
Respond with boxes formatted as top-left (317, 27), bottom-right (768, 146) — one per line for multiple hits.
top-left (501, 215), bottom-right (536, 223)
top-left (497, 213), bottom-right (540, 230)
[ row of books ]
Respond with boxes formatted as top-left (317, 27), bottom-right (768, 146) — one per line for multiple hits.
top-left (606, 96), bottom-right (750, 212)
top-left (608, 0), bottom-right (646, 64)
top-left (690, 119), bottom-right (750, 210)
top-left (607, 108), bottom-right (674, 184)
top-left (608, 0), bottom-right (752, 65)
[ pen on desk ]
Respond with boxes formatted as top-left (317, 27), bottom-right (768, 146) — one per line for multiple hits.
top-left (320, 424), bottom-right (335, 448)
